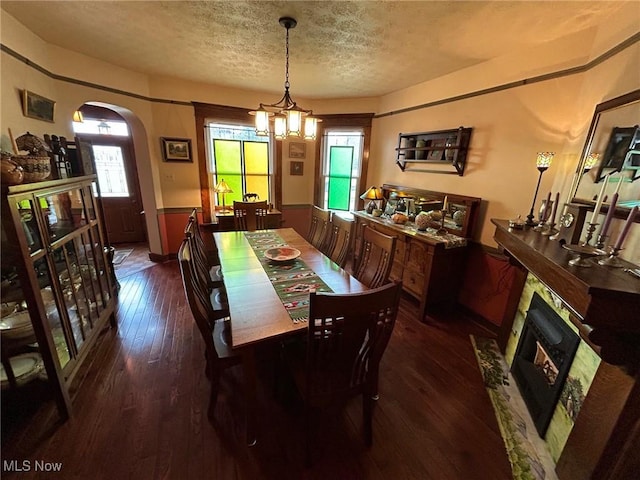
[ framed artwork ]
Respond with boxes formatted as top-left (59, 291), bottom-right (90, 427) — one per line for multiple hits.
top-left (22, 90), bottom-right (55, 123)
top-left (289, 142), bottom-right (306, 159)
top-left (290, 161), bottom-right (304, 176)
top-left (161, 137), bottom-right (192, 162)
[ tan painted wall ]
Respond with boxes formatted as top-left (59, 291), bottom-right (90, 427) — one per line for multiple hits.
top-left (2, 9), bottom-right (638, 261)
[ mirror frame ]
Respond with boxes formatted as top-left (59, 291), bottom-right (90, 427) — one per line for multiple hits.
top-left (571, 89), bottom-right (640, 221)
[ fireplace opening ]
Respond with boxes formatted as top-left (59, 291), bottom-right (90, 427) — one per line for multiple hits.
top-left (511, 292), bottom-right (580, 436)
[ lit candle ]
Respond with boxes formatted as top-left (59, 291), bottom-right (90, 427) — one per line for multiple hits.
top-left (589, 174), bottom-right (609, 225)
top-left (442, 195), bottom-right (448, 211)
top-left (613, 206), bottom-right (638, 250)
top-left (599, 193), bottom-right (618, 239)
top-left (550, 192), bottom-right (560, 225)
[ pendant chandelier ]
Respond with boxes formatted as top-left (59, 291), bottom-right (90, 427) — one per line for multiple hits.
top-left (250, 17), bottom-right (319, 140)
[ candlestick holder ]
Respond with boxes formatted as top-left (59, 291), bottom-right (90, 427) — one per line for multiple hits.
top-left (436, 210), bottom-right (448, 235)
top-left (598, 247), bottom-right (624, 267)
top-left (595, 234), bottom-right (608, 250)
top-left (541, 222), bottom-right (558, 237)
top-left (562, 243), bottom-right (607, 267)
top-left (581, 222), bottom-right (598, 246)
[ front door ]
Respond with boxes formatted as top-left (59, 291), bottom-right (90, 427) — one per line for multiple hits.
top-left (77, 134), bottom-right (145, 244)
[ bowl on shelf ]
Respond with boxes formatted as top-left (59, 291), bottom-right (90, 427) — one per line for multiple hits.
top-left (0, 309), bottom-right (35, 341)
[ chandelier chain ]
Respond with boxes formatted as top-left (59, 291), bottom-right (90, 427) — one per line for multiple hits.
top-left (284, 25), bottom-right (290, 90)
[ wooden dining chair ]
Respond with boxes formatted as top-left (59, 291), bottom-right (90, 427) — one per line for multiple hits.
top-left (353, 226), bottom-right (397, 289)
top-left (184, 210), bottom-right (223, 288)
top-left (233, 200), bottom-right (268, 231)
top-left (284, 281), bottom-right (403, 465)
top-left (178, 239), bottom-right (240, 421)
top-left (323, 214), bottom-right (354, 268)
top-left (307, 205), bottom-right (331, 251)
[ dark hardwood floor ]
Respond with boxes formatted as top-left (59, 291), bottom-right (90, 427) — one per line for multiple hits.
top-left (2, 255), bottom-right (512, 479)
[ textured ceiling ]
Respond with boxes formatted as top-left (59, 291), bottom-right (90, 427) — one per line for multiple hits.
top-left (1, 1), bottom-right (637, 99)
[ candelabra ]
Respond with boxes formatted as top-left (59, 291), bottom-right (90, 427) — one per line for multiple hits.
top-left (525, 152), bottom-right (554, 226)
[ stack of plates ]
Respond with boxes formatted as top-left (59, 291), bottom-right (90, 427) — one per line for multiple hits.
top-left (1, 352), bottom-right (44, 389)
top-left (0, 309), bottom-right (34, 341)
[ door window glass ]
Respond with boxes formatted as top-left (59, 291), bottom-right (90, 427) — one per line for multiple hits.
top-left (92, 146), bottom-right (129, 198)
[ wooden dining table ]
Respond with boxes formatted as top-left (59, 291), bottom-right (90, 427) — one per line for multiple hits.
top-left (212, 227), bottom-right (367, 444)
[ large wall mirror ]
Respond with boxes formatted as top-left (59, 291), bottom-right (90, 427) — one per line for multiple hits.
top-left (572, 89), bottom-right (640, 218)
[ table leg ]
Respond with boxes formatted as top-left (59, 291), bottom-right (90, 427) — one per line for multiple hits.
top-left (242, 346), bottom-right (258, 446)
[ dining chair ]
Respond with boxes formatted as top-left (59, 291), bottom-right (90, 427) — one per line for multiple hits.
top-left (283, 281), bottom-right (403, 465)
top-left (323, 214), bottom-right (354, 268)
top-left (353, 226), bottom-right (397, 289)
top-left (184, 210), bottom-right (223, 288)
top-left (233, 200), bottom-right (268, 231)
top-left (307, 205), bottom-right (331, 251)
top-left (178, 238), bottom-right (240, 422)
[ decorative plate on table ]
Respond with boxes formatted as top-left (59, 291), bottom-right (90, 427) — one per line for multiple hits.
top-left (264, 246), bottom-right (301, 262)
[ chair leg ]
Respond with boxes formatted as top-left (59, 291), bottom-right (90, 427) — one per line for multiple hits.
top-left (363, 393), bottom-right (373, 447)
top-left (304, 404), bottom-right (312, 467)
top-left (208, 354), bottom-right (221, 422)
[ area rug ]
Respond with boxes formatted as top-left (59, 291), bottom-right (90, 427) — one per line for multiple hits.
top-left (470, 335), bottom-right (558, 480)
top-left (112, 248), bottom-right (134, 266)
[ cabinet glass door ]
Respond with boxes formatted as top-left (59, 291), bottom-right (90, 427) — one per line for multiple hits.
top-left (39, 188), bottom-right (87, 243)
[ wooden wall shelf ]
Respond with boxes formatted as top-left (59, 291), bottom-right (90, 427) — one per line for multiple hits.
top-left (396, 127), bottom-right (472, 175)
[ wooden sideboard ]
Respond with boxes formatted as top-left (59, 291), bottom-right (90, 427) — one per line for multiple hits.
top-left (353, 211), bottom-right (468, 321)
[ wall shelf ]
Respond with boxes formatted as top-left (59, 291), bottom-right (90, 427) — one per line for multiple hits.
top-left (395, 126), bottom-right (472, 175)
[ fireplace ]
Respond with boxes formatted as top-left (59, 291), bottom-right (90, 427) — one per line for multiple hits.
top-left (511, 292), bottom-right (580, 436)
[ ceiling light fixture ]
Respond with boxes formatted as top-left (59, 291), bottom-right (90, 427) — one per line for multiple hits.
top-left (250, 17), bottom-right (319, 141)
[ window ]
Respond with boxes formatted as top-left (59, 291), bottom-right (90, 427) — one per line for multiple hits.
top-left (72, 119), bottom-right (129, 136)
top-left (206, 124), bottom-right (272, 211)
top-left (321, 130), bottom-right (364, 211)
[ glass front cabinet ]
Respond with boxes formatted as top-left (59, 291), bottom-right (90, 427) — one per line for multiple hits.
top-left (1, 175), bottom-right (117, 419)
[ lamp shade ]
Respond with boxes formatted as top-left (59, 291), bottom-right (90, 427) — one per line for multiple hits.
top-left (72, 110), bottom-right (84, 123)
top-left (536, 152), bottom-right (554, 170)
top-left (254, 108), bottom-right (270, 136)
top-left (214, 179), bottom-right (233, 194)
top-left (584, 153), bottom-right (600, 171)
top-left (360, 186), bottom-right (384, 200)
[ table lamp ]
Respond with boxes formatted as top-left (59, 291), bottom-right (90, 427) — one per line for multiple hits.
top-left (214, 179), bottom-right (233, 213)
top-left (360, 186), bottom-right (384, 214)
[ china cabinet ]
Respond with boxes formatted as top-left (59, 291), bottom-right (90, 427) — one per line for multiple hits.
top-left (1, 176), bottom-right (116, 418)
top-left (395, 127), bottom-right (472, 175)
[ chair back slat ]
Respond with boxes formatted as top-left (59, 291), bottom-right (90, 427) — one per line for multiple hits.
top-left (353, 226), bottom-right (396, 289)
top-left (308, 206), bottom-right (331, 251)
top-left (305, 281), bottom-right (402, 403)
top-left (178, 239), bottom-right (219, 354)
top-left (233, 201), bottom-right (268, 231)
top-left (325, 215), bottom-right (354, 268)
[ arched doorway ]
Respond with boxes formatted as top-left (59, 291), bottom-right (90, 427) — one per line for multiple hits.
top-left (74, 104), bottom-right (147, 246)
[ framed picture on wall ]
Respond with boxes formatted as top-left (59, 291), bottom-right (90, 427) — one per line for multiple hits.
top-left (290, 161), bottom-right (304, 176)
top-left (161, 137), bottom-right (192, 162)
top-left (22, 90), bottom-right (55, 123)
top-left (289, 142), bottom-right (306, 159)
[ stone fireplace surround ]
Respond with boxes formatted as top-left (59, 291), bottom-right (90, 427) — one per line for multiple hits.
top-left (492, 219), bottom-right (640, 480)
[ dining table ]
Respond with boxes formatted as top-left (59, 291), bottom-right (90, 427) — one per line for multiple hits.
top-left (212, 227), bottom-right (368, 445)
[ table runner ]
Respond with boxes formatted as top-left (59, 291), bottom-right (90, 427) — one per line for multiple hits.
top-left (244, 232), bottom-right (333, 323)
